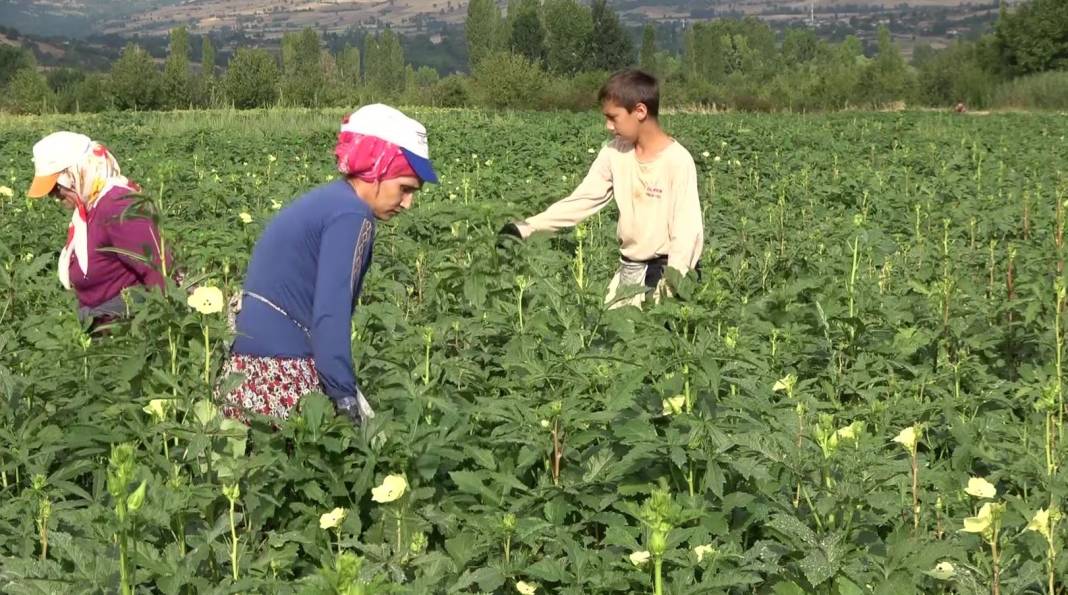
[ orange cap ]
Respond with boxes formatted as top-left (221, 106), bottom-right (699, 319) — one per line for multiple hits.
top-left (27, 172), bottom-right (61, 198)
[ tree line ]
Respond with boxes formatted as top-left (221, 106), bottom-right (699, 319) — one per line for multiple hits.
top-left (1, 0), bottom-right (1065, 114)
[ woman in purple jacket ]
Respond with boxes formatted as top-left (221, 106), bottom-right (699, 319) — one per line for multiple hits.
top-left (27, 132), bottom-right (170, 327)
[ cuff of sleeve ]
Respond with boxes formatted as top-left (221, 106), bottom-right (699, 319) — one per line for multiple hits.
top-left (516, 221), bottom-right (535, 238)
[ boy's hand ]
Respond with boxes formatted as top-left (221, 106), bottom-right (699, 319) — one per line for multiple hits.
top-left (497, 222), bottom-right (524, 249)
top-left (498, 222), bottom-right (523, 239)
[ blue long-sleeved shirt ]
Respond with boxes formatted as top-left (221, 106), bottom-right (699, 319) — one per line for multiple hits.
top-left (232, 179), bottom-right (376, 403)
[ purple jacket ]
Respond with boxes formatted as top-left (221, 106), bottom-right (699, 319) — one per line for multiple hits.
top-left (69, 186), bottom-right (170, 308)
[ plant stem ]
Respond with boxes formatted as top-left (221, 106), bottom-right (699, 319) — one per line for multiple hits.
top-left (911, 450), bottom-right (920, 532)
top-left (159, 234), bottom-right (168, 279)
top-left (203, 324), bottom-right (211, 385)
top-left (848, 235), bottom-right (859, 320)
top-left (423, 332), bottom-right (431, 386)
top-left (551, 419), bottom-right (563, 486)
top-left (574, 230), bottom-right (585, 291)
top-left (988, 240), bottom-right (997, 299)
top-left (683, 366), bottom-right (692, 413)
top-left (504, 534), bottom-right (511, 565)
top-left (119, 527), bottom-right (131, 595)
top-left (990, 533), bottom-right (1000, 595)
top-left (1056, 284), bottom-right (1065, 438)
top-left (799, 485), bottom-right (825, 532)
top-left (793, 406), bottom-right (804, 509)
top-left (395, 507), bottom-right (404, 561)
top-left (38, 516), bottom-right (48, 560)
top-left (1046, 412), bottom-right (1055, 477)
top-left (1056, 190), bottom-right (1064, 276)
top-left (177, 514), bottom-right (186, 557)
top-left (653, 557), bottom-right (664, 595)
top-left (517, 285), bottom-right (525, 333)
top-left (229, 497), bottom-right (239, 580)
top-left (1047, 541), bottom-right (1055, 595)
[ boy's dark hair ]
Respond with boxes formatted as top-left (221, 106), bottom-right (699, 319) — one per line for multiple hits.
top-left (598, 69), bottom-right (660, 118)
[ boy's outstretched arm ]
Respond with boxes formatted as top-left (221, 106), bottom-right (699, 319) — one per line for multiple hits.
top-left (667, 155), bottom-right (704, 275)
top-left (509, 148), bottom-right (614, 238)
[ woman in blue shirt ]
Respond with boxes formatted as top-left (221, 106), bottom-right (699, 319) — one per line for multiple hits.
top-left (219, 104), bottom-right (438, 425)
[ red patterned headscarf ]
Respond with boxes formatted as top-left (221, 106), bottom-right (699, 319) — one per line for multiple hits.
top-left (334, 127), bottom-right (417, 183)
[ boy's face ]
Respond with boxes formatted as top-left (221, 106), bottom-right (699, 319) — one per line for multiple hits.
top-left (602, 100), bottom-right (647, 143)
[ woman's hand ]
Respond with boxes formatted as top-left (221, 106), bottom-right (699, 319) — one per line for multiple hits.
top-left (335, 390), bottom-right (375, 425)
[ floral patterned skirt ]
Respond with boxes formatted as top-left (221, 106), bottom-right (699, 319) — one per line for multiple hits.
top-left (216, 353), bottom-right (319, 422)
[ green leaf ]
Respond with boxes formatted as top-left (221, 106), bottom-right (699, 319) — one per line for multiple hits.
top-left (526, 557), bottom-right (571, 582)
top-left (581, 448), bottom-right (615, 483)
top-left (799, 548), bottom-right (836, 587)
top-left (448, 470), bottom-right (495, 502)
top-left (301, 392), bottom-right (331, 436)
top-left (445, 531), bottom-right (480, 568)
top-left (772, 581), bottom-right (808, 595)
top-left (766, 514), bottom-right (818, 548)
top-left (452, 566), bottom-right (505, 592)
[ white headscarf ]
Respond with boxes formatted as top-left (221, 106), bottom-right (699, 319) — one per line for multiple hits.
top-left (55, 141), bottom-right (137, 289)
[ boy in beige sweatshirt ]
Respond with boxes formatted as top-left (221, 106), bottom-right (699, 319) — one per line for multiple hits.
top-left (499, 70), bottom-right (704, 308)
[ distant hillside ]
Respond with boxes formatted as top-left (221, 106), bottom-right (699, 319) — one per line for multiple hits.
top-left (1, 0), bottom-right (1012, 39)
top-left (0, 0), bottom-right (1010, 74)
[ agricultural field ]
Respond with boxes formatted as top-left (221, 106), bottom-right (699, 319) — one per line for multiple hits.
top-left (0, 108), bottom-right (1066, 593)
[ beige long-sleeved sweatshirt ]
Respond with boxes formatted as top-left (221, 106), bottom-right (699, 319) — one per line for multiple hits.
top-left (516, 138), bottom-right (704, 275)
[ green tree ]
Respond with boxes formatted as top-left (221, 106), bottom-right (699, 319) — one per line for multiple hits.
top-left (337, 44), bottom-right (361, 82)
top-left (47, 68), bottom-right (85, 112)
top-left (472, 51), bottom-right (547, 108)
top-left (413, 65), bottom-right (440, 88)
top-left (110, 43), bottom-right (162, 110)
top-left (197, 36), bottom-right (218, 107)
top-left (73, 74), bottom-right (115, 113)
top-left (0, 45), bottom-right (35, 88)
top-left (282, 28), bottom-right (325, 106)
top-left (401, 64), bottom-right (441, 104)
top-left (995, 0), bottom-right (1068, 75)
top-left (432, 74), bottom-right (471, 107)
top-left (588, 0), bottom-right (633, 71)
top-left (202, 36), bottom-right (216, 77)
top-left (683, 18), bottom-right (778, 89)
top-left (812, 36), bottom-right (865, 109)
top-left (46, 68), bottom-right (84, 94)
top-left (5, 68), bottom-right (54, 114)
top-left (681, 25), bottom-right (696, 79)
top-left (915, 38), bottom-right (998, 107)
top-left (639, 25), bottom-right (656, 73)
top-left (861, 26), bottom-right (912, 105)
top-left (363, 32), bottom-right (378, 83)
top-left (364, 30), bottom-right (406, 97)
top-left (782, 28), bottom-right (823, 66)
top-left (509, 0), bottom-right (546, 63)
top-left (466, 0), bottom-right (503, 69)
top-left (163, 26), bottom-right (192, 109)
top-left (543, 0), bottom-right (593, 75)
top-left (224, 48), bottom-right (279, 108)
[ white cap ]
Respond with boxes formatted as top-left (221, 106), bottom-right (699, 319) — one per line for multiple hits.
top-left (28, 131), bottom-right (92, 198)
top-left (341, 104), bottom-right (438, 183)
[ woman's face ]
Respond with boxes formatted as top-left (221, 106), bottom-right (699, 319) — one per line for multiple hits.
top-left (49, 183), bottom-right (79, 210)
top-left (361, 176), bottom-right (422, 221)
